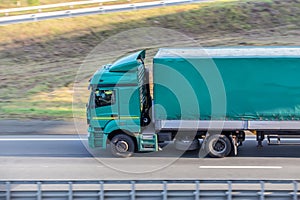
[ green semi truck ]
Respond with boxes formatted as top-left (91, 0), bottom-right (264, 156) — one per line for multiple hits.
top-left (86, 47), bottom-right (300, 157)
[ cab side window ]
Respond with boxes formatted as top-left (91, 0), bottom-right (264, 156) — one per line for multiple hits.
top-left (95, 90), bottom-right (115, 107)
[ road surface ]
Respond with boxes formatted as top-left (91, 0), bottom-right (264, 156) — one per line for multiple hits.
top-left (1, 134), bottom-right (300, 180)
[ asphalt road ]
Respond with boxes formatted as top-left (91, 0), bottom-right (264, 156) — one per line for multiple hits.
top-left (1, 135), bottom-right (300, 180)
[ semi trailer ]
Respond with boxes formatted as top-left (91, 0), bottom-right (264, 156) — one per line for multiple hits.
top-left (86, 47), bottom-right (300, 157)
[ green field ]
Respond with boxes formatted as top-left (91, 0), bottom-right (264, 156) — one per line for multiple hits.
top-left (0, 0), bottom-right (299, 120)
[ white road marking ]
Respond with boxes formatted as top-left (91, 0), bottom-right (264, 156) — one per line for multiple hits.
top-left (0, 138), bottom-right (87, 141)
top-left (199, 166), bottom-right (282, 169)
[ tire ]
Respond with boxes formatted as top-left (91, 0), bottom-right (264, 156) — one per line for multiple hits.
top-left (205, 135), bottom-right (232, 158)
top-left (110, 134), bottom-right (135, 158)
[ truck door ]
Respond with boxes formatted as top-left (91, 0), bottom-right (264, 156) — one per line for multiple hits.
top-left (93, 88), bottom-right (119, 128)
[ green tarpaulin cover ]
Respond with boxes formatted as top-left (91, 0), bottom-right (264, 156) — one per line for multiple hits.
top-left (153, 47), bottom-right (300, 121)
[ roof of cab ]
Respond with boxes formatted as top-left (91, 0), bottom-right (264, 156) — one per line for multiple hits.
top-left (109, 50), bottom-right (145, 72)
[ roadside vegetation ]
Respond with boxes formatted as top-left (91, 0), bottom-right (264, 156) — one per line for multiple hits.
top-left (0, 0), bottom-right (299, 120)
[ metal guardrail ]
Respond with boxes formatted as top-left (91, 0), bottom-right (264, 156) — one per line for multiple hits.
top-left (0, 0), bottom-right (215, 26)
top-left (0, 0), bottom-right (115, 14)
top-left (0, 180), bottom-right (299, 200)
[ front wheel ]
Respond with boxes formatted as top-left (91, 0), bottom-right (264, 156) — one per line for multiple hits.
top-left (205, 134), bottom-right (231, 158)
top-left (110, 134), bottom-right (135, 158)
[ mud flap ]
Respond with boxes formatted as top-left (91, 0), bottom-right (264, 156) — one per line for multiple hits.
top-left (229, 135), bottom-right (238, 156)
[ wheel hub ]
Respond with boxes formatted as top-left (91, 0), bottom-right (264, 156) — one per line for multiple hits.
top-left (116, 140), bottom-right (129, 153)
top-left (213, 140), bottom-right (225, 152)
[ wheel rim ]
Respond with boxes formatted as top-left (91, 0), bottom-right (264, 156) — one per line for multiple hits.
top-left (212, 139), bottom-right (226, 153)
top-left (115, 140), bottom-right (129, 153)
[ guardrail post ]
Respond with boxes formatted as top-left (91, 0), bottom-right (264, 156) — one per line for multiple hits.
top-left (68, 181), bottom-right (73, 200)
top-left (227, 181), bottom-right (232, 200)
top-left (99, 7), bottom-right (105, 14)
top-left (259, 181), bottom-right (265, 200)
top-left (162, 181), bottom-right (167, 200)
top-left (99, 181), bottom-right (104, 200)
top-left (130, 181), bottom-right (135, 200)
top-left (293, 181), bottom-right (298, 200)
top-left (5, 182), bottom-right (10, 200)
top-left (37, 181), bottom-right (42, 200)
top-left (194, 180), bottom-right (200, 200)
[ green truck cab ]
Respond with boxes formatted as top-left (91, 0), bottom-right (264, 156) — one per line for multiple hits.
top-left (87, 47), bottom-right (300, 158)
top-left (87, 50), bottom-right (153, 157)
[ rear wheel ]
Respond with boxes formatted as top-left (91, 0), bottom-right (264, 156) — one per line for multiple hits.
top-left (205, 134), bottom-right (231, 158)
top-left (110, 134), bottom-right (135, 158)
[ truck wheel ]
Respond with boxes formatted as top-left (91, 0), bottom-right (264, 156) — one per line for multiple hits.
top-left (205, 135), bottom-right (231, 158)
top-left (110, 134), bottom-right (135, 158)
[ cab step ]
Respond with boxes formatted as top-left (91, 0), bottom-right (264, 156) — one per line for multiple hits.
top-left (139, 133), bottom-right (158, 152)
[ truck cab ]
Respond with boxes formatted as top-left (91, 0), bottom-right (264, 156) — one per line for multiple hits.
top-left (87, 50), bottom-right (154, 157)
